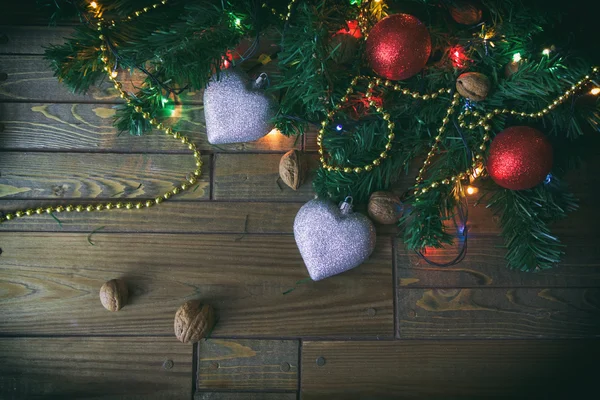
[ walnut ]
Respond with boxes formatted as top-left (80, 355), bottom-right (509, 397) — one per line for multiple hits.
top-left (368, 191), bottom-right (404, 225)
top-left (456, 72), bottom-right (491, 102)
top-left (449, 1), bottom-right (483, 25)
top-left (174, 300), bottom-right (215, 344)
top-left (99, 279), bottom-right (128, 312)
top-left (279, 149), bottom-right (308, 190)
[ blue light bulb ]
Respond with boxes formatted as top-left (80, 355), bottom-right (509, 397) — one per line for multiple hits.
top-left (335, 124), bottom-right (343, 131)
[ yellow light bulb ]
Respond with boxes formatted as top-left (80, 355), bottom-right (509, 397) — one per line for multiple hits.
top-left (512, 53), bottom-right (522, 63)
top-left (591, 87), bottom-right (600, 95)
top-left (466, 186), bottom-right (478, 195)
top-left (542, 48), bottom-right (551, 56)
top-left (90, 1), bottom-right (98, 8)
top-left (110, 71), bottom-right (118, 78)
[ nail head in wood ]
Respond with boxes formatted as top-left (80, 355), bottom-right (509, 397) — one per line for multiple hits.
top-left (280, 362), bottom-right (291, 372)
top-left (316, 356), bottom-right (326, 367)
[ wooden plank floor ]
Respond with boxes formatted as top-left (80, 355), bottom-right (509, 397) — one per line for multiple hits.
top-left (1, 21), bottom-right (600, 400)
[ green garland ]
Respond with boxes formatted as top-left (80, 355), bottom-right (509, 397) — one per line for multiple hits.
top-left (41, 0), bottom-right (600, 271)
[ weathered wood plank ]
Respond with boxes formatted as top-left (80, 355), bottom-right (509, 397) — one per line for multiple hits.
top-left (214, 154), bottom-right (318, 201)
top-left (303, 127), bottom-right (320, 153)
top-left (301, 340), bottom-right (600, 399)
top-left (0, 55), bottom-right (118, 102)
top-left (397, 234), bottom-right (600, 288)
top-left (0, 103), bottom-right (298, 152)
top-left (197, 339), bottom-right (298, 391)
top-left (397, 288), bottom-right (600, 339)
top-left (0, 152), bottom-right (210, 200)
top-left (0, 1), bottom-right (67, 25)
top-left (0, 26), bottom-right (73, 54)
top-left (0, 200), bottom-right (302, 233)
top-left (0, 56), bottom-right (201, 103)
top-left (0, 233), bottom-right (394, 337)
top-left (195, 394), bottom-right (296, 400)
top-left (0, 337), bottom-right (192, 400)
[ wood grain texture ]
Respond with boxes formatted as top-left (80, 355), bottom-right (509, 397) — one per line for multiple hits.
top-left (0, 152), bottom-right (210, 200)
top-left (0, 337), bottom-right (192, 400)
top-left (398, 288), bottom-right (600, 339)
top-left (0, 26), bottom-right (73, 54)
top-left (0, 56), bottom-right (202, 104)
top-left (0, 2), bottom-right (64, 25)
top-left (195, 394), bottom-right (296, 400)
top-left (0, 55), bottom-right (119, 102)
top-left (197, 339), bottom-right (298, 391)
top-left (0, 103), bottom-right (298, 152)
top-left (397, 234), bottom-right (600, 288)
top-left (0, 233), bottom-right (393, 337)
top-left (214, 154), bottom-right (318, 201)
top-left (301, 340), bottom-right (600, 399)
top-left (0, 200), bottom-right (302, 233)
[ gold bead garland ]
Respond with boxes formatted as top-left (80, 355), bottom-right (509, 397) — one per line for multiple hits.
top-left (262, 0), bottom-right (298, 22)
top-left (0, 0), bottom-right (201, 226)
top-left (318, 75), bottom-right (451, 174)
top-left (412, 66), bottom-right (600, 197)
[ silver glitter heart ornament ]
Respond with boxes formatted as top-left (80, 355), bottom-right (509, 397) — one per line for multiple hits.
top-left (294, 198), bottom-right (376, 281)
top-left (204, 69), bottom-right (276, 145)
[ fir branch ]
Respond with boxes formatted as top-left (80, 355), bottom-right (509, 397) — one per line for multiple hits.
top-left (45, 25), bottom-right (106, 94)
top-left (113, 76), bottom-right (174, 136)
top-left (487, 176), bottom-right (577, 271)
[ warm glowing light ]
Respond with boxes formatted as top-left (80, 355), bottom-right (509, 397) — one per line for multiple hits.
top-left (466, 186), bottom-right (479, 195)
top-left (542, 48), bottom-right (551, 56)
top-left (90, 1), bottom-right (98, 8)
top-left (449, 45), bottom-right (469, 69)
top-left (262, 128), bottom-right (288, 146)
top-left (337, 20), bottom-right (363, 39)
top-left (591, 87), bottom-right (600, 95)
top-left (110, 71), bottom-right (118, 78)
top-left (512, 53), bottom-right (522, 63)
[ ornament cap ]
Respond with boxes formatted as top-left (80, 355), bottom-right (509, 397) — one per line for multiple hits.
top-left (339, 196), bottom-right (354, 215)
top-left (252, 72), bottom-right (269, 90)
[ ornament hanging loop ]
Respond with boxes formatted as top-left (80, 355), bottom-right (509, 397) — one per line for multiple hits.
top-left (252, 73), bottom-right (269, 89)
top-left (339, 196), bottom-right (354, 215)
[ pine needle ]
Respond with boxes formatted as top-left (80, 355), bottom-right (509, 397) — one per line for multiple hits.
top-left (50, 212), bottom-right (63, 228)
top-left (87, 226), bottom-right (105, 246)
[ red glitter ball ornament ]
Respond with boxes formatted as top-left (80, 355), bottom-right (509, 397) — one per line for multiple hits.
top-left (365, 14), bottom-right (431, 81)
top-left (487, 126), bottom-right (553, 190)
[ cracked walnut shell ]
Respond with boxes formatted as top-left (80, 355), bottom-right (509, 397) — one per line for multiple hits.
top-left (174, 300), bottom-right (215, 344)
top-left (99, 279), bottom-right (128, 312)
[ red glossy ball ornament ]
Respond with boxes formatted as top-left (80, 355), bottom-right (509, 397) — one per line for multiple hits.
top-left (365, 14), bottom-right (432, 81)
top-left (487, 126), bottom-right (553, 190)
